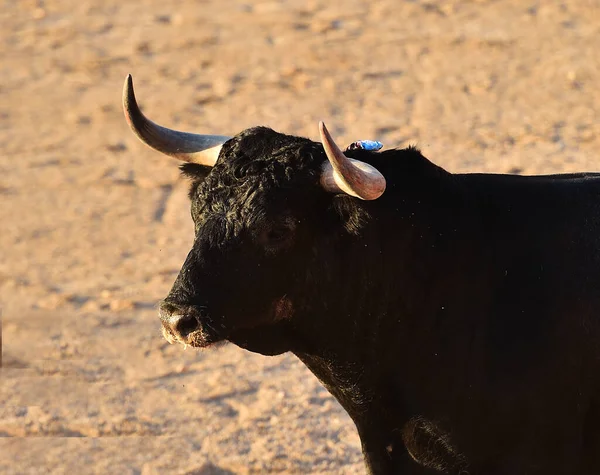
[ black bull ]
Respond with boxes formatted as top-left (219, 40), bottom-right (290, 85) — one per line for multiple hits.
top-left (124, 77), bottom-right (600, 474)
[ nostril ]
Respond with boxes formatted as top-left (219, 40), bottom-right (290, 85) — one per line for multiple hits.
top-left (159, 301), bottom-right (204, 340)
top-left (173, 314), bottom-right (200, 338)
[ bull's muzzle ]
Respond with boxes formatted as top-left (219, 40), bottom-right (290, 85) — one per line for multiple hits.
top-left (159, 301), bottom-right (203, 345)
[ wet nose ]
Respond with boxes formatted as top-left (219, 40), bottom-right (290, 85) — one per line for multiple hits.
top-left (159, 301), bottom-right (201, 340)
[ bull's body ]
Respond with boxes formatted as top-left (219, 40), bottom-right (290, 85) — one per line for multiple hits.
top-left (282, 154), bottom-right (600, 474)
top-left (122, 77), bottom-right (600, 474)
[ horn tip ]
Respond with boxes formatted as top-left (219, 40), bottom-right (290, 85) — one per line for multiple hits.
top-left (123, 74), bottom-right (134, 98)
top-left (122, 74), bottom-right (138, 125)
top-left (318, 121), bottom-right (332, 143)
top-left (123, 74), bottom-right (133, 94)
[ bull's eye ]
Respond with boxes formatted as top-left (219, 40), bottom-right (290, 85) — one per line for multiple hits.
top-left (267, 225), bottom-right (291, 243)
top-left (259, 222), bottom-right (295, 249)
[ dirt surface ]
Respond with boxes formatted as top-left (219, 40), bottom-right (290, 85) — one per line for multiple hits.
top-left (2, 0), bottom-right (600, 473)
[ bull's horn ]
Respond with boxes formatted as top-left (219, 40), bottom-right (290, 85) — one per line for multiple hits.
top-left (122, 74), bottom-right (230, 165)
top-left (319, 122), bottom-right (386, 200)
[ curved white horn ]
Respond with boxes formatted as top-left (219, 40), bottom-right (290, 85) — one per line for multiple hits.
top-left (319, 122), bottom-right (386, 200)
top-left (122, 74), bottom-right (230, 165)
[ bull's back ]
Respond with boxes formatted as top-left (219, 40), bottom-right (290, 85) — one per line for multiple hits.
top-left (459, 172), bottom-right (600, 260)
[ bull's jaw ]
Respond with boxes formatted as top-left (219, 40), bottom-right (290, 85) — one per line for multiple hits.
top-left (221, 296), bottom-right (295, 355)
top-left (227, 324), bottom-right (292, 356)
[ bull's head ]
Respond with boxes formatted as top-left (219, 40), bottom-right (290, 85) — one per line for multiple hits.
top-left (123, 75), bottom-right (386, 355)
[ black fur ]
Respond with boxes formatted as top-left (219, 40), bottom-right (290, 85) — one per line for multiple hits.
top-left (158, 126), bottom-right (600, 474)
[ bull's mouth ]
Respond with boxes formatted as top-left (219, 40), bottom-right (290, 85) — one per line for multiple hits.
top-left (161, 323), bottom-right (224, 348)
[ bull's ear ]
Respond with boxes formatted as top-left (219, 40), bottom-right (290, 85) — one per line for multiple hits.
top-left (180, 163), bottom-right (212, 182)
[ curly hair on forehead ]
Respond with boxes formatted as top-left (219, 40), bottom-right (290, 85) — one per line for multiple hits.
top-left (179, 127), bottom-right (332, 240)
top-left (182, 127), bottom-right (325, 209)
top-left (218, 126), bottom-right (324, 186)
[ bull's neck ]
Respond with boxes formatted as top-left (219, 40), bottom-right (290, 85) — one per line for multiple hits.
top-left (298, 159), bottom-right (457, 348)
top-left (291, 161), bottom-right (469, 410)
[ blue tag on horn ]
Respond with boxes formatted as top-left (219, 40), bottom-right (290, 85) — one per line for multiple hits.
top-left (345, 140), bottom-right (383, 152)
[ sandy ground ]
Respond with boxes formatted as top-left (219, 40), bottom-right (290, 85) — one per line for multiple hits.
top-left (2, 0), bottom-right (600, 473)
